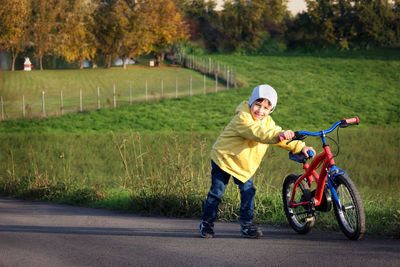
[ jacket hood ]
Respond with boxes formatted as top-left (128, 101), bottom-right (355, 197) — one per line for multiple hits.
top-left (236, 101), bottom-right (251, 114)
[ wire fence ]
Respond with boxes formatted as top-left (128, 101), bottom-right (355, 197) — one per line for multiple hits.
top-left (0, 73), bottom-right (230, 120)
top-left (0, 55), bottom-right (238, 120)
top-left (168, 53), bottom-right (237, 89)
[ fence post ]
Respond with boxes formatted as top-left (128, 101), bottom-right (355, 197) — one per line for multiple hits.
top-left (190, 76), bottom-right (192, 96)
top-left (22, 95), bottom-right (25, 117)
top-left (97, 86), bottom-right (101, 109)
top-left (215, 73), bottom-right (218, 93)
top-left (0, 96), bottom-right (3, 120)
top-left (145, 80), bottom-right (148, 102)
top-left (234, 71), bottom-right (237, 88)
top-left (80, 89), bottom-right (83, 112)
top-left (130, 82), bottom-right (132, 104)
top-left (41, 91), bottom-right (46, 116)
top-left (60, 91), bottom-right (64, 115)
top-left (175, 77), bottom-right (178, 98)
top-left (231, 69), bottom-right (237, 88)
top-left (161, 79), bottom-right (163, 98)
top-left (113, 84), bottom-right (116, 108)
top-left (227, 69), bottom-right (230, 90)
top-left (203, 74), bottom-right (206, 94)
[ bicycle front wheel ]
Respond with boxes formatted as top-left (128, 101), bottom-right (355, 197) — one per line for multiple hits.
top-left (282, 174), bottom-right (314, 234)
top-left (332, 174), bottom-right (366, 240)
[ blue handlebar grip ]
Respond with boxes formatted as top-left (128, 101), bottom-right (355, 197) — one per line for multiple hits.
top-left (307, 150), bottom-right (315, 157)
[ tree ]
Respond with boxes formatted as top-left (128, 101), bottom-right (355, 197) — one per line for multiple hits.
top-left (56, 0), bottom-right (97, 69)
top-left (306, 0), bottom-right (336, 47)
top-left (118, 0), bottom-right (154, 69)
top-left (0, 0), bottom-right (31, 71)
top-left (394, 0), bottom-right (400, 46)
top-left (148, 0), bottom-right (188, 65)
top-left (217, 0), bottom-right (289, 52)
top-left (30, 0), bottom-right (63, 70)
top-left (333, 0), bottom-right (356, 50)
top-left (354, 0), bottom-right (397, 47)
top-left (181, 0), bottom-right (220, 51)
top-left (286, 0), bottom-right (399, 50)
top-left (219, 0), bottom-right (248, 52)
top-left (92, 0), bottom-right (125, 68)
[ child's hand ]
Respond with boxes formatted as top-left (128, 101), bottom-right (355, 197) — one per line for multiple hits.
top-left (279, 130), bottom-right (295, 141)
top-left (302, 146), bottom-right (316, 158)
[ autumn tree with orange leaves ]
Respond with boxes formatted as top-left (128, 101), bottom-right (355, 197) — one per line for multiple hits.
top-left (55, 0), bottom-right (97, 69)
top-left (118, 0), bottom-right (154, 69)
top-left (30, 0), bottom-right (64, 70)
top-left (149, 0), bottom-right (188, 65)
top-left (0, 0), bottom-right (31, 71)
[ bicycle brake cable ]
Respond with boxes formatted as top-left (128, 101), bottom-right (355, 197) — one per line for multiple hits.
top-left (326, 127), bottom-right (340, 157)
top-left (328, 126), bottom-right (340, 157)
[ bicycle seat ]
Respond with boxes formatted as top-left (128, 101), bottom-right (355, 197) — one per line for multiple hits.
top-left (289, 151), bottom-right (314, 163)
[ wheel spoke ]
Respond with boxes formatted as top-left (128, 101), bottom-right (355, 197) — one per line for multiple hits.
top-left (331, 175), bottom-right (365, 240)
top-left (343, 204), bottom-right (355, 210)
top-left (337, 184), bottom-right (357, 232)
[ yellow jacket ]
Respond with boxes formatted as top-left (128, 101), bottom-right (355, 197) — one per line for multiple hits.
top-left (211, 101), bottom-right (305, 183)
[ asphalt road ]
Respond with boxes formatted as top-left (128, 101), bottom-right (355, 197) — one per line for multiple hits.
top-left (0, 196), bottom-right (399, 267)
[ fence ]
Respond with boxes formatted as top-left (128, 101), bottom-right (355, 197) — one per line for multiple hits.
top-left (168, 53), bottom-right (237, 89)
top-left (0, 73), bottom-right (230, 120)
top-left (0, 54), bottom-right (239, 120)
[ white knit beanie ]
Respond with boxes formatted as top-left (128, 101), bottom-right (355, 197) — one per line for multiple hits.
top-left (248, 84), bottom-right (278, 113)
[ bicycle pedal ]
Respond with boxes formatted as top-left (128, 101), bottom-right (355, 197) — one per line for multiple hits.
top-left (305, 217), bottom-right (315, 223)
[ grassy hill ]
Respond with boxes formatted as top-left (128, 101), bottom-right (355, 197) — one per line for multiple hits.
top-left (1, 52), bottom-right (399, 132)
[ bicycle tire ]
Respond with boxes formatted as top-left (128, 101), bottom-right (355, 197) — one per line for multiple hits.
top-left (332, 174), bottom-right (366, 240)
top-left (282, 174), bottom-right (314, 234)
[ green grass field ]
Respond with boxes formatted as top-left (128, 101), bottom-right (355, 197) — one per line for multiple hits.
top-left (0, 50), bottom-right (399, 237)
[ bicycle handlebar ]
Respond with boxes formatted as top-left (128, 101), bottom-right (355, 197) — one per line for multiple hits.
top-left (297, 116), bottom-right (359, 137)
top-left (278, 116), bottom-right (359, 142)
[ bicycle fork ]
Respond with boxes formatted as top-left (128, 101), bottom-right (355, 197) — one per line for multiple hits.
top-left (326, 165), bottom-right (347, 211)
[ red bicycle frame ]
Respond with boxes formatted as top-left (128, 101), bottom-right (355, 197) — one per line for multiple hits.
top-left (288, 145), bottom-right (336, 208)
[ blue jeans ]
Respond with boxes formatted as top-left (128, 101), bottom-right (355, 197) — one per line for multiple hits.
top-left (201, 161), bottom-right (256, 225)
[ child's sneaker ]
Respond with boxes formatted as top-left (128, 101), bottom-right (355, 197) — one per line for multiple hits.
top-left (199, 221), bottom-right (215, 238)
top-left (240, 223), bottom-right (263, 238)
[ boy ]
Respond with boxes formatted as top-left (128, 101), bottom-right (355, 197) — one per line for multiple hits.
top-left (199, 84), bottom-right (315, 238)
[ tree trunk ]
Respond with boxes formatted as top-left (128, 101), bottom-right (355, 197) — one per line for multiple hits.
top-left (122, 56), bottom-right (127, 69)
top-left (106, 54), bottom-right (112, 68)
top-left (161, 52), bottom-right (165, 62)
top-left (11, 53), bottom-right (17, 71)
top-left (157, 52), bottom-right (165, 66)
top-left (157, 54), bottom-right (161, 66)
top-left (79, 58), bottom-right (84, 69)
top-left (39, 54), bottom-right (43, 70)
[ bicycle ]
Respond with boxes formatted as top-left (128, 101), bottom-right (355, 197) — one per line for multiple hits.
top-left (280, 116), bottom-right (366, 240)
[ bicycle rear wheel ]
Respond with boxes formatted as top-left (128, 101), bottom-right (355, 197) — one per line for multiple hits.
top-left (282, 174), bottom-right (314, 234)
top-left (332, 174), bottom-right (365, 240)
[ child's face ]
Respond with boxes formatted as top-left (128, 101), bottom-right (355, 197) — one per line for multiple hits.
top-left (250, 99), bottom-right (271, 120)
